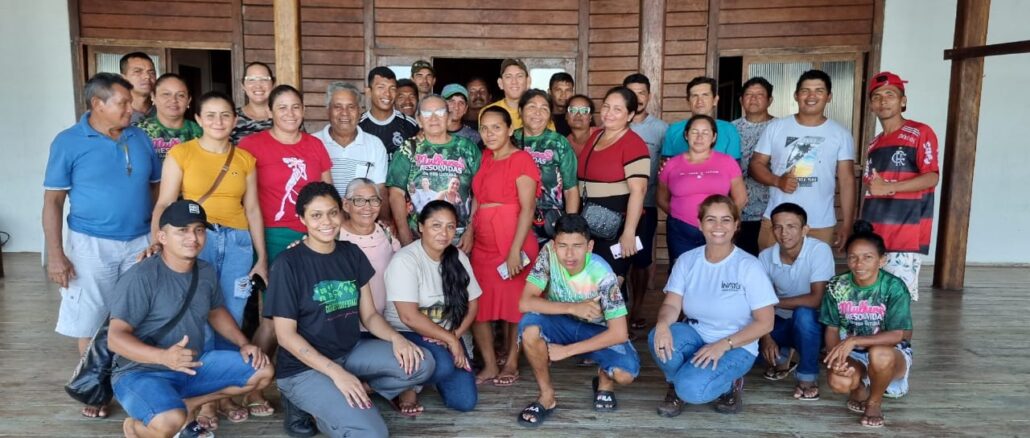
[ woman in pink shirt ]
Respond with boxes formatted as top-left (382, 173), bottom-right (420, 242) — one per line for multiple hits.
top-left (658, 114), bottom-right (746, 265)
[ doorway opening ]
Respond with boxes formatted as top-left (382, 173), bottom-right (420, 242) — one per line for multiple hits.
top-left (432, 58), bottom-right (503, 99)
top-left (718, 56), bottom-right (744, 121)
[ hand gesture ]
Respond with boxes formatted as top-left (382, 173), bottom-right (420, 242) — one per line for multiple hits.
top-left (239, 343), bottom-right (269, 369)
top-left (777, 166), bottom-right (799, 193)
top-left (392, 335), bottom-right (425, 375)
top-left (162, 335), bottom-right (202, 375)
top-left (548, 343), bottom-right (572, 362)
top-left (136, 242), bottom-right (163, 262)
top-left (690, 340), bottom-right (731, 370)
top-left (867, 169), bottom-right (895, 196)
top-left (505, 250), bottom-right (524, 279)
top-left (760, 335), bottom-right (780, 367)
top-left (652, 324), bottom-right (675, 363)
top-left (619, 233), bottom-right (638, 258)
top-left (569, 296), bottom-right (603, 321)
top-left (47, 251), bottom-right (76, 288)
top-left (332, 369), bottom-right (373, 409)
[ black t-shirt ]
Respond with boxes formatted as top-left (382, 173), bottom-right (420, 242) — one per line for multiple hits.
top-left (359, 110), bottom-right (419, 155)
top-left (264, 241), bottom-right (375, 379)
top-left (552, 113), bottom-right (571, 137)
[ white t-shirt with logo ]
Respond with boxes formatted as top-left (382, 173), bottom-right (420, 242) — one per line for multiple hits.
top-left (755, 116), bottom-right (855, 228)
top-left (383, 240), bottom-right (482, 332)
top-left (665, 246), bottom-right (778, 356)
top-left (758, 237), bottom-right (835, 319)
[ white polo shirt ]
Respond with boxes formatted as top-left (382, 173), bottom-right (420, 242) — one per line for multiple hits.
top-left (314, 126), bottom-right (389, 196)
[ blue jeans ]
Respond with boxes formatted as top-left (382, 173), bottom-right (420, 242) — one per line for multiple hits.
top-left (519, 313), bottom-right (641, 378)
top-left (767, 307), bottom-right (823, 382)
top-left (648, 323), bottom-right (756, 404)
top-left (400, 331), bottom-right (477, 412)
top-left (200, 226), bottom-right (254, 351)
top-left (666, 216), bottom-right (705, 269)
top-left (113, 350), bottom-right (256, 425)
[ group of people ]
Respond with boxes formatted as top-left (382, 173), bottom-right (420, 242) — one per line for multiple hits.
top-left (43, 50), bottom-right (938, 437)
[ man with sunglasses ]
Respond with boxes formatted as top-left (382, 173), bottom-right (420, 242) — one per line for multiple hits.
top-left (314, 82), bottom-right (390, 221)
top-left (43, 73), bottom-right (162, 419)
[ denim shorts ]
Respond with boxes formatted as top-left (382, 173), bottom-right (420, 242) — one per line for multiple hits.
top-left (113, 350), bottom-right (256, 425)
top-left (519, 312), bottom-right (640, 377)
top-left (849, 341), bottom-right (913, 398)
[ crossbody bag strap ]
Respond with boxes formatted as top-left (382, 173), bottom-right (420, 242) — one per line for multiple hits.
top-left (144, 262), bottom-right (200, 345)
top-left (581, 130), bottom-right (606, 201)
top-left (197, 145), bottom-right (236, 205)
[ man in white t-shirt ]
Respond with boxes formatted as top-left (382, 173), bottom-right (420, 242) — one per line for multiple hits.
top-left (750, 69), bottom-right (856, 252)
top-left (314, 82), bottom-right (390, 221)
top-left (757, 202), bottom-right (834, 400)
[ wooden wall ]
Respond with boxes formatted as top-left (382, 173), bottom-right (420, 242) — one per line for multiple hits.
top-left (242, 0), bottom-right (364, 130)
top-left (718, 0), bottom-right (875, 52)
top-left (661, 0), bottom-right (709, 122)
top-left (586, 0), bottom-right (640, 107)
top-left (79, 0), bottom-right (234, 44)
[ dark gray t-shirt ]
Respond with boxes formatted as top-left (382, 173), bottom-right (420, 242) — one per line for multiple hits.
top-left (106, 256), bottom-right (222, 379)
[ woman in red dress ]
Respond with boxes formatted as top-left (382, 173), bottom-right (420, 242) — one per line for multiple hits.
top-left (471, 106), bottom-right (541, 386)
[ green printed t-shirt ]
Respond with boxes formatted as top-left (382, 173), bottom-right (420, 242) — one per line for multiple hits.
top-left (820, 270), bottom-right (913, 339)
top-left (264, 241), bottom-right (374, 379)
top-left (516, 128), bottom-right (579, 213)
top-left (135, 116), bottom-right (203, 161)
top-left (386, 135), bottom-right (481, 236)
top-left (526, 241), bottom-right (627, 325)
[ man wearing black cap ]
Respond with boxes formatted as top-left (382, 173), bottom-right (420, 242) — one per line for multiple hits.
top-left (861, 71), bottom-right (939, 302)
top-left (411, 60), bottom-right (436, 99)
top-left (107, 200), bottom-right (273, 438)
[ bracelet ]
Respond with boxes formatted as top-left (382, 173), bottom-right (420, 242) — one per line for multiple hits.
top-left (725, 337), bottom-right (734, 348)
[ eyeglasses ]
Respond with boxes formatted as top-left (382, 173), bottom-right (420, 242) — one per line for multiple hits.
top-left (348, 197), bottom-right (382, 207)
top-left (244, 76), bottom-right (273, 83)
top-left (118, 139), bottom-right (132, 176)
top-left (419, 108), bottom-right (448, 118)
top-left (567, 106), bottom-right (591, 115)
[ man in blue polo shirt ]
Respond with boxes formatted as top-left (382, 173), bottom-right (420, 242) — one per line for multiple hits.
top-left (661, 76), bottom-right (741, 161)
top-left (42, 72), bottom-right (161, 419)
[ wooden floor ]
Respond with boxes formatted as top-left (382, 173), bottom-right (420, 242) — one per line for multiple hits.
top-left (1, 252), bottom-right (1026, 437)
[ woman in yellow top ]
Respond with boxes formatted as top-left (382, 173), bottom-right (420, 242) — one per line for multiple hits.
top-left (146, 91), bottom-right (269, 428)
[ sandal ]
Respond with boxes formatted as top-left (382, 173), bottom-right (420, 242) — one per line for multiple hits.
top-left (591, 377), bottom-right (618, 412)
top-left (242, 398), bottom-right (275, 417)
top-left (217, 400), bottom-right (249, 423)
top-left (793, 381), bottom-right (820, 401)
top-left (762, 360), bottom-right (798, 381)
top-left (860, 403), bottom-right (885, 428)
top-left (847, 399), bottom-right (867, 414)
top-left (388, 395), bottom-right (423, 417)
top-left (81, 404), bottom-right (110, 419)
top-left (195, 407), bottom-right (219, 432)
top-left (517, 401), bottom-right (556, 428)
top-left (174, 420), bottom-right (214, 438)
top-left (657, 384), bottom-right (683, 418)
top-left (493, 372), bottom-right (520, 387)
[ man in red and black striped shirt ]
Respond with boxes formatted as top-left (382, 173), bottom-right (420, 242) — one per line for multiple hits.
top-left (860, 72), bottom-right (939, 301)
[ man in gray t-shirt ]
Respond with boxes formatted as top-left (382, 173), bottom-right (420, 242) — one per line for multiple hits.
top-left (107, 200), bottom-right (273, 437)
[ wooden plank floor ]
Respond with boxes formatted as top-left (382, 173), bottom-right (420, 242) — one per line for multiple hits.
top-left (1, 252), bottom-right (1026, 437)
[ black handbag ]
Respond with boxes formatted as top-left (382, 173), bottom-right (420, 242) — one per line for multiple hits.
top-left (580, 132), bottom-right (624, 240)
top-left (65, 262), bottom-right (199, 406)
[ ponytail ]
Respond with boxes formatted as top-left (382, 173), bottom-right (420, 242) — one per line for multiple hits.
top-left (439, 244), bottom-right (470, 329)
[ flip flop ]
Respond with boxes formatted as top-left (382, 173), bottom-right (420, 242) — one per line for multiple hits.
top-left (762, 361), bottom-right (798, 381)
top-left (860, 413), bottom-right (885, 428)
top-left (793, 382), bottom-right (820, 401)
top-left (493, 372), bottom-right (520, 387)
top-left (217, 404), bottom-right (249, 423)
top-left (517, 401), bottom-right (556, 428)
top-left (81, 404), bottom-right (109, 419)
top-left (591, 376), bottom-right (618, 412)
top-left (194, 413), bottom-right (218, 432)
top-left (388, 395), bottom-right (422, 417)
top-left (847, 399), bottom-right (867, 414)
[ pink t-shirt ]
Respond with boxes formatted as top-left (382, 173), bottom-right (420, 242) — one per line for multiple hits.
top-left (659, 151), bottom-right (741, 226)
top-left (239, 130), bottom-right (332, 232)
top-left (340, 223), bottom-right (401, 329)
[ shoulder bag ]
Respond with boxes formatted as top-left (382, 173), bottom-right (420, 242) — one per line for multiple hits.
top-left (65, 262), bottom-right (200, 406)
top-left (579, 131), bottom-right (625, 241)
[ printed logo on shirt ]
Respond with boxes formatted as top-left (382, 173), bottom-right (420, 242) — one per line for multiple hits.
top-left (891, 149), bottom-right (908, 167)
top-left (922, 141), bottom-right (934, 165)
top-left (419, 302), bottom-right (446, 325)
top-left (312, 280), bottom-right (359, 316)
top-left (838, 299), bottom-right (886, 334)
top-left (392, 132), bottom-right (404, 148)
top-left (415, 153), bottom-right (468, 174)
top-left (527, 149), bottom-right (555, 165)
top-left (721, 281), bottom-right (742, 292)
top-left (782, 136), bottom-right (824, 187)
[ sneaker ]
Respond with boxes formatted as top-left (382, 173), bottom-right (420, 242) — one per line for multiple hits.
top-left (282, 395), bottom-right (318, 438)
top-left (174, 421), bottom-right (213, 438)
top-left (713, 377), bottom-right (744, 414)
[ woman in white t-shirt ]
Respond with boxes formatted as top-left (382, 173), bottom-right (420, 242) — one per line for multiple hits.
top-left (384, 200), bottom-right (482, 413)
top-left (649, 194), bottom-right (778, 418)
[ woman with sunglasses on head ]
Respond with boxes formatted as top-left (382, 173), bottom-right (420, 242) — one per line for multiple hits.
top-left (514, 89), bottom-right (580, 245)
top-left (386, 95), bottom-right (481, 249)
top-left (231, 62), bottom-right (275, 144)
top-left (565, 94), bottom-right (598, 156)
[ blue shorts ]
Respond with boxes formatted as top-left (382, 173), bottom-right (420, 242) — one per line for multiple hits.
top-left (518, 313), bottom-right (640, 378)
top-left (849, 341), bottom-right (913, 398)
top-left (113, 350), bottom-right (257, 425)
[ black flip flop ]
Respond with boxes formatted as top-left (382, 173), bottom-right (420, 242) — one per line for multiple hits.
top-left (517, 401), bottom-right (556, 428)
